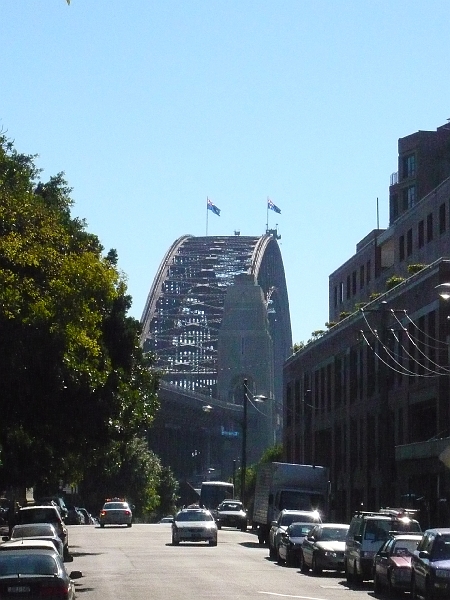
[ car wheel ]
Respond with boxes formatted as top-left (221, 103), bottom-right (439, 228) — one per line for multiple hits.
top-left (269, 544), bottom-right (276, 559)
top-left (285, 551), bottom-right (293, 567)
top-left (345, 560), bottom-right (355, 584)
top-left (387, 572), bottom-right (395, 597)
top-left (63, 546), bottom-right (70, 561)
top-left (217, 523), bottom-right (222, 530)
top-left (100, 523), bottom-right (105, 528)
top-left (300, 551), bottom-right (309, 573)
top-left (241, 523), bottom-right (247, 532)
top-left (373, 572), bottom-right (381, 594)
top-left (424, 578), bottom-right (434, 600)
top-left (312, 554), bottom-right (322, 575)
top-left (127, 523), bottom-right (132, 527)
top-left (209, 539), bottom-right (217, 546)
top-left (172, 535), bottom-right (179, 546)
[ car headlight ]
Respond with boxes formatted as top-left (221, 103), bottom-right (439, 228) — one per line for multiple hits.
top-left (435, 569), bottom-right (450, 579)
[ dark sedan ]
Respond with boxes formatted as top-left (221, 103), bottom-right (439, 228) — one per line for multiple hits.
top-left (411, 528), bottom-right (450, 599)
top-left (216, 500), bottom-right (247, 531)
top-left (277, 522), bottom-right (316, 566)
top-left (0, 548), bottom-right (82, 599)
top-left (373, 533), bottom-right (422, 594)
top-left (300, 523), bottom-right (349, 574)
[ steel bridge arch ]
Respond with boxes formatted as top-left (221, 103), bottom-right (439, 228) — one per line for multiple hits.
top-left (140, 233), bottom-right (291, 400)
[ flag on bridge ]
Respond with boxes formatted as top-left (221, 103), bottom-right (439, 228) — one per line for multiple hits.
top-left (207, 197), bottom-right (221, 216)
top-left (268, 198), bottom-right (281, 214)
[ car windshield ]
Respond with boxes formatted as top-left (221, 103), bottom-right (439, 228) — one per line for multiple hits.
top-left (176, 511), bottom-right (212, 522)
top-left (11, 524), bottom-right (56, 538)
top-left (18, 509), bottom-right (59, 524)
top-left (392, 539), bottom-right (420, 556)
top-left (432, 537), bottom-right (450, 560)
top-left (319, 527), bottom-right (348, 541)
top-left (281, 514), bottom-right (316, 527)
top-left (219, 503), bottom-right (242, 511)
top-left (0, 554), bottom-right (58, 576)
top-left (288, 523), bottom-right (314, 537)
top-left (104, 503), bottom-right (128, 510)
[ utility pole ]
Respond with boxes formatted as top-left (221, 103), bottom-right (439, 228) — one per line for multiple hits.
top-left (241, 379), bottom-right (248, 507)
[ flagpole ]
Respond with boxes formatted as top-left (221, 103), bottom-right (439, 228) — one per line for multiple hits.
top-left (206, 197), bottom-right (209, 236)
top-left (266, 197), bottom-right (269, 232)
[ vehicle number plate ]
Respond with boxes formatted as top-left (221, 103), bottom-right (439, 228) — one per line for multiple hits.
top-left (7, 586), bottom-right (31, 593)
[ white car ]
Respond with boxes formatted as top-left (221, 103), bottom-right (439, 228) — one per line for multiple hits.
top-left (4, 523), bottom-right (64, 558)
top-left (172, 508), bottom-right (218, 546)
top-left (99, 499), bottom-right (133, 528)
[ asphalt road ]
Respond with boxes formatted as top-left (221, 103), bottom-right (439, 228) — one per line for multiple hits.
top-left (68, 524), bottom-right (376, 600)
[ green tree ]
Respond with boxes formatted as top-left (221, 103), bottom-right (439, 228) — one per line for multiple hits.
top-left (79, 437), bottom-right (163, 518)
top-left (0, 134), bottom-right (160, 493)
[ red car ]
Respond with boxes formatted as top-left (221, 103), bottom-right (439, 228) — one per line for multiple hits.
top-left (373, 533), bottom-right (422, 594)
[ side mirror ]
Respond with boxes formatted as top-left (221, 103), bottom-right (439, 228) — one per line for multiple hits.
top-left (69, 571), bottom-right (83, 579)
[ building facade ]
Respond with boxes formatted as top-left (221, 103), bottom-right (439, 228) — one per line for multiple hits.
top-left (285, 122), bottom-right (450, 527)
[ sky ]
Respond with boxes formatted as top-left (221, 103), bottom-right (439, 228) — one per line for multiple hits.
top-left (2, 1), bottom-right (450, 345)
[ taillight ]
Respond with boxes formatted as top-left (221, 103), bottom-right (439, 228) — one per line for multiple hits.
top-left (40, 583), bottom-right (69, 597)
top-left (100, 510), bottom-right (106, 516)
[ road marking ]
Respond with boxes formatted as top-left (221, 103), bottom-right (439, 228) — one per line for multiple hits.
top-left (259, 592), bottom-right (327, 600)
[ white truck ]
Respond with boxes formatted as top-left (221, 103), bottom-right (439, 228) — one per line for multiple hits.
top-left (252, 462), bottom-right (330, 545)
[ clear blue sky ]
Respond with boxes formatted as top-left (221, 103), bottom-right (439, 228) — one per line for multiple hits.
top-left (2, 1), bottom-right (450, 345)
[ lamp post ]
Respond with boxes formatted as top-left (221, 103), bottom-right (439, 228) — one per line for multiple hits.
top-left (240, 379), bottom-right (267, 507)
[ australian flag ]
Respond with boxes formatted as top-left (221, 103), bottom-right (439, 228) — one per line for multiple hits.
top-left (268, 198), bottom-right (281, 214)
top-left (207, 198), bottom-right (221, 216)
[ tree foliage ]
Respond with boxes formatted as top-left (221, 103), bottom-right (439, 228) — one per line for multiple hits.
top-left (0, 134), bottom-right (160, 492)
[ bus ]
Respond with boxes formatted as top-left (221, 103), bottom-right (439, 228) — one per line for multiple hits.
top-left (199, 481), bottom-right (234, 511)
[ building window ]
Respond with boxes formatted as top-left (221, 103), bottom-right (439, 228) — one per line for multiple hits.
top-left (352, 271), bottom-right (357, 296)
top-left (346, 275), bottom-right (351, 299)
top-left (334, 286), bottom-right (338, 307)
top-left (402, 154), bottom-right (416, 178)
top-left (406, 228), bottom-right (413, 256)
top-left (418, 220), bottom-right (424, 248)
top-left (427, 212), bottom-right (433, 242)
top-left (340, 282), bottom-right (344, 303)
top-left (366, 260), bottom-right (371, 283)
top-left (360, 265), bottom-right (365, 289)
top-left (399, 235), bottom-right (405, 261)
top-left (439, 202), bottom-right (446, 234)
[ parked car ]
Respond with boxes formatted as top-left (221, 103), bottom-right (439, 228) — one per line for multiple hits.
top-left (373, 533), bottom-right (422, 594)
top-left (77, 508), bottom-right (96, 525)
top-left (0, 547), bottom-right (81, 599)
top-left (99, 499), bottom-right (133, 528)
top-left (216, 500), bottom-right (247, 531)
top-left (171, 507), bottom-right (218, 546)
top-left (300, 523), bottom-right (349, 574)
top-left (16, 505), bottom-right (70, 560)
top-left (345, 508), bottom-right (421, 583)
top-left (65, 505), bottom-right (84, 525)
top-left (35, 496), bottom-right (69, 522)
top-left (411, 528), bottom-right (450, 599)
top-left (158, 516), bottom-right (174, 524)
top-left (4, 523), bottom-right (64, 557)
top-left (269, 509), bottom-right (321, 559)
top-left (277, 522), bottom-right (316, 566)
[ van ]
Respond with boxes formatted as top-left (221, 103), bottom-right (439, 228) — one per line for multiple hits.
top-left (345, 508), bottom-right (421, 583)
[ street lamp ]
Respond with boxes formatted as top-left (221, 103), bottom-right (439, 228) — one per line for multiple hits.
top-left (241, 378), bottom-right (267, 507)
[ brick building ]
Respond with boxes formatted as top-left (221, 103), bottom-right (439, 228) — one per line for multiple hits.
top-left (284, 122), bottom-right (450, 527)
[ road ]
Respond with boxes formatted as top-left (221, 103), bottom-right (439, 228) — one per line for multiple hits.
top-left (68, 524), bottom-right (375, 600)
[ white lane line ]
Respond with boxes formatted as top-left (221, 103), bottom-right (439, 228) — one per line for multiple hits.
top-left (258, 592), bottom-right (327, 600)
